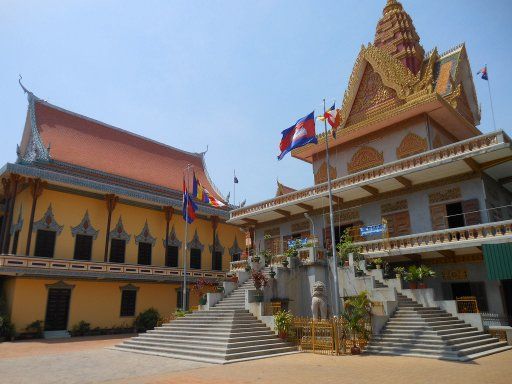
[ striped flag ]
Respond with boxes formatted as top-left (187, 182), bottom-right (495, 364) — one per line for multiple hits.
top-left (192, 172), bottom-right (226, 207)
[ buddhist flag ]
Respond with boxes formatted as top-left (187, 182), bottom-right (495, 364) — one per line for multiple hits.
top-left (192, 172), bottom-right (226, 207)
top-left (317, 103), bottom-right (341, 138)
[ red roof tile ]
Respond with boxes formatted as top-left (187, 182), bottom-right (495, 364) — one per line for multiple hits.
top-left (28, 100), bottom-right (224, 201)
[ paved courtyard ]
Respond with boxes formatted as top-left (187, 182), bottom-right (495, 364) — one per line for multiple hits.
top-left (1, 335), bottom-right (511, 384)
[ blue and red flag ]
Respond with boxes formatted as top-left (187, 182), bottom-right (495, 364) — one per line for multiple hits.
top-left (477, 66), bottom-right (488, 81)
top-left (278, 111), bottom-right (317, 160)
top-left (182, 178), bottom-right (197, 224)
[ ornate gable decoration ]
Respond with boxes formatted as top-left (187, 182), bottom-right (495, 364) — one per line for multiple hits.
top-left (163, 225), bottom-right (182, 248)
top-left (339, 44), bottom-right (435, 131)
top-left (71, 210), bottom-right (99, 239)
top-left (110, 217), bottom-right (131, 242)
top-left (187, 229), bottom-right (204, 251)
top-left (314, 161), bottom-right (337, 184)
top-left (10, 205), bottom-right (23, 235)
top-left (347, 146), bottom-right (384, 174)
top-left (135, 221), bottom-right (156, 246)
top-left (18, 91), bottom-right (51, 164)
top-left (346, 63), bottom-right (399, 126)
top-left (228, 237), bottom-right (243, 257)
top-left (396, 132), bottom-right (428, 159)
top-left (33, 205), bottom-right (63, 234)
top-left (209, 233), bottom-right (225, 254)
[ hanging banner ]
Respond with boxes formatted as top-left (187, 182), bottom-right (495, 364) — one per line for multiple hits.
top-left (360, 224), bottom-right (386, 237)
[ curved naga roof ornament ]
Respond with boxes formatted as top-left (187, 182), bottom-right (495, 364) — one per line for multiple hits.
top-left (18, 75), bottom-right (51, 164)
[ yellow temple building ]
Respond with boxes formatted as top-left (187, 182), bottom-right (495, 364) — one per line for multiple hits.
top-left (0, 85), bottom-right (245, 336)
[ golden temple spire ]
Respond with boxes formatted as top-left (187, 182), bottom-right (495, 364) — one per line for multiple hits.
top-left (375, 0), bottom-right (424, 74)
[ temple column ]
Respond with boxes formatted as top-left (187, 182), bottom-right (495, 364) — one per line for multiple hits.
top-left (104, 194), bottom-right (119, 262)
top-left (0, 178), bottom-right (12, 253)
top-left (25, 178), bottom-right (46, 256)
top-left (3, 174), bottom-right (23, 254)
top-left (163, 206), bottom-right (174, 262)
top-left (211, 215), bottom-right (219, 269)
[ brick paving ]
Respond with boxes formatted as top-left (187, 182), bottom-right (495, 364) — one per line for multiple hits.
top-left (1, 335), bottom-right (511, 384)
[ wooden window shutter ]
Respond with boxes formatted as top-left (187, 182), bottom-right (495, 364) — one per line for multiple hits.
top-left (394, 211), bottom-right (411, 236)
top-left (462, 199), bottom-right (481, 226)
top-left (430, 204), bottom-right (448, 230)
top-left (350, 221), bottom-right (364, 242)
top-left (383, 214), bottom-right (396, 237)
top-left (281, 235), bottom-right (292, 252)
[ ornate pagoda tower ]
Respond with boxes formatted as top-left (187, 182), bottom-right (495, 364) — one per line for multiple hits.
top-left (374, 0), bottom-right (425, 75)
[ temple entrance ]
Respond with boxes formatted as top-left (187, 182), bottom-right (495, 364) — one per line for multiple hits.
top-left (44, 288), bottom-right (71, 331)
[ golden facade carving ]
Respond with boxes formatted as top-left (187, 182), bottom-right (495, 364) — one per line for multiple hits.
top-left (314, 161), bottom-right (337, 184)
top-left (428, 187), bottom-right (462, 204)
top-left (442, 269), bottom-right (469, 281)
top-left (264, 227), bottom-right (280, 237)
top-left (346, 64), bottom-right (398, 126)
top-left (291, 221), bottom-right (310, 233)
top-left (348, 146), bottom-right (384, 174)
top-left (381, 199), bottom-right (408, 214)
top-left (435, 61), bottom-right (453, 94)
top-left (396, 132), bottom-right (428, 159)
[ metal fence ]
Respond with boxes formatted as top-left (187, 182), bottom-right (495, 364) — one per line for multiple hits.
top-left (288, 317), bottom-right (371, 355)
top-left (456, 296), bottom-right (479, 313)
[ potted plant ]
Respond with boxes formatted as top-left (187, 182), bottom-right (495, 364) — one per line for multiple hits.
top-left (253, 255), bottom-right (261, 263)
top-left (282, 258), bottom-right (289, 268)
top-left (274, 310), bottom-right (293, 340)
top-left (373, 258), bottom-right (383, 270)
top-left (417, 265), bottom-right (436, 289)
top-left (403, 265), bottom-right (421, 289)
top-left (269, 267), bottom-right (276, 279)
top-left (336, 230), bottom-right (362, 267)
top-left (393, 266), bottom-right (405, 280)
top-left (342, 291), bottom-right (371, 355)
top-left (355, 267), bottom-right (365, 277)
top-left (252, 271), bottom-right (269, 302)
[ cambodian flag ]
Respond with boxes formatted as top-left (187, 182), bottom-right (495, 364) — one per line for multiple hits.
top-left (477, 66), bottom-right (488, 81)
top-left (277, 111), bottom-right (317, 160)
top-left (182, 179), bottom-right (197, 224)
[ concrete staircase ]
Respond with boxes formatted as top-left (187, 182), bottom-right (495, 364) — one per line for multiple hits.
top-left (114, 268), bottom-right (297, 364)
top-left (366, 292), bottom-right (511, 361)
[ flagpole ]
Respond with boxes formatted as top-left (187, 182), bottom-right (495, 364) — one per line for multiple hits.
top-left (323, 98), bottom-right (341, 316)
top-left (486, 75), bottom-right (497, 131)
top-left (182, 164), bottom-right (192, 311)
top-left (233, 169), bottom-right (236, 207)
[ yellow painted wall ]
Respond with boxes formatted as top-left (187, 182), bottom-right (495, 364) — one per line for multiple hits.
top-left (1, 278), bottom-right (16, 315)
top-left (11, 187), bottom-right (244, 271)
top-left (7, 277), bottom-right (200, 331)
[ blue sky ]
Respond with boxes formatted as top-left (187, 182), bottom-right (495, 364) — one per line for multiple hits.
top-left (1, 0), bottom-right (511, 205)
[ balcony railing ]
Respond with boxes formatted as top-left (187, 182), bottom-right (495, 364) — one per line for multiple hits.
top-left (0, 255), bottom-right (227, 279)
top-left (230, 131), bottom-right (507, 220)
top-left (355, 219), bottom-right (512, 256)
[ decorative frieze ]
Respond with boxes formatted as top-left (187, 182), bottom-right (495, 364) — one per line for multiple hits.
top-left (71, 210), bottom-right (99, 239)
top-left (429, 187), bottom-right (462, 204)
top-left (347, 146), bottom-right (384, 174)
top-left (291, 221), bottom-right (310, 233)
top-left (396, 132), bottom-right (428, 159)
top-left (314, 162), bottom-right (337, 184)
top-left (33, 205), bottom-right (63, 234)
top-left (135, 221), bottom-right (156, 246)
top-left (441, 269), bottom-right (469, 281)
top-left (381, 199), bottom-right (408, 214)
top-left (333, 209), bottom-right (360, 224)
top-left (264, 227), bottom-right (280, 237)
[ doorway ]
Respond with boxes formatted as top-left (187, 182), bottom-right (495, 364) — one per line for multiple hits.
top-left (446, 202), bottom-right (465, 228)
top-left (44, 288), bottom-right (71, 331)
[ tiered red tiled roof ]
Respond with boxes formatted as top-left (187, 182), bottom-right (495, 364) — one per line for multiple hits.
top-left (21, 100), bottom-right (225, 202)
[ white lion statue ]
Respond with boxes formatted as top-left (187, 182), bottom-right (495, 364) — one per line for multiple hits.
top-left (311, 281), bottom-right (328, 320)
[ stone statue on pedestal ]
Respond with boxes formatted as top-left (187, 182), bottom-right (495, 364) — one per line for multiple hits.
top-left (311, 281), bottom-right (328, 320)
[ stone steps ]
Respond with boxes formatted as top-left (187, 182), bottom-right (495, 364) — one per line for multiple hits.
top-left (114, 270), bottom-right (298, 363)
top-left (366, 289), bottom-right (512, 361)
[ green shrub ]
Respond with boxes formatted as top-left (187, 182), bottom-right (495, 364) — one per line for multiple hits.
top-left (70, 321), bottom-right (91, 337)
top-left (134, 308), bottom-right (162, 333)
top-left (0, 315), bottom-right (15, 340)
top-left (25, 320), bottom-right (44, 338)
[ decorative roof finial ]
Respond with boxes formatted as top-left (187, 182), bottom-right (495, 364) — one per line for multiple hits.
top-left (200, 144), bottom-right (209, 156)
top-left (18, 74), bottom-right (31, 94)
